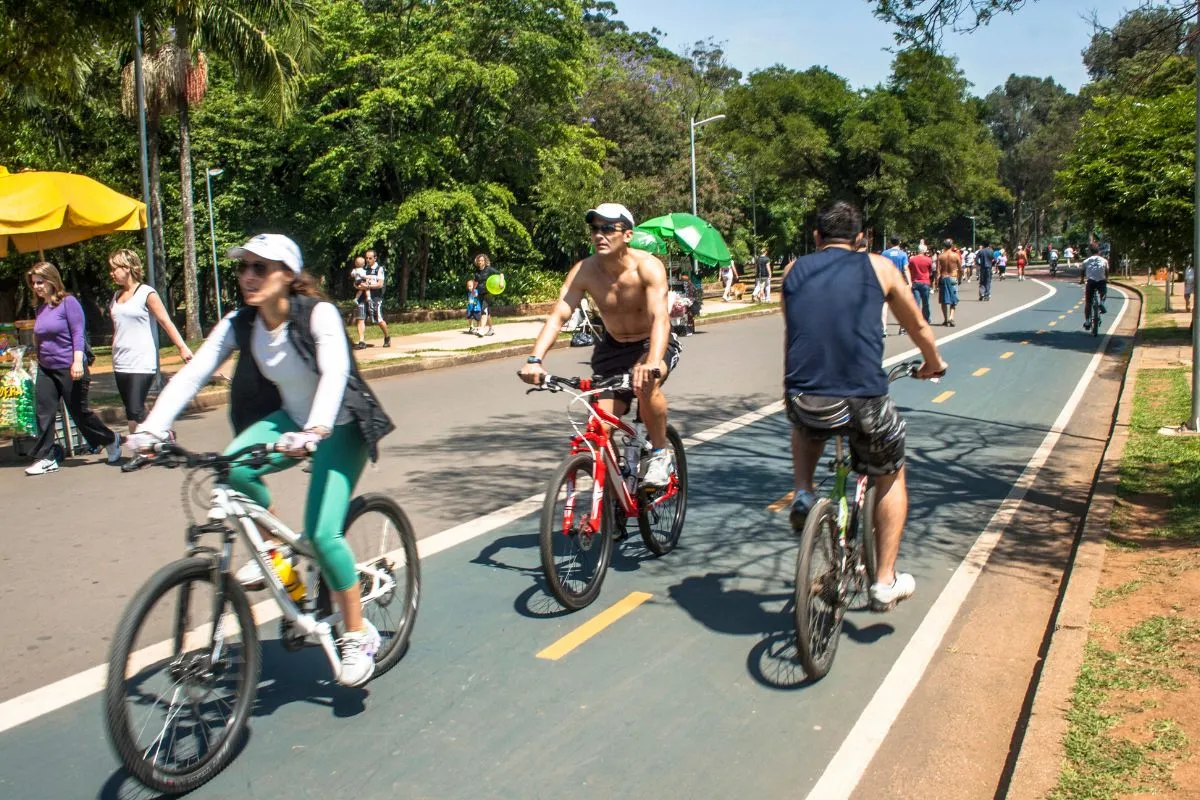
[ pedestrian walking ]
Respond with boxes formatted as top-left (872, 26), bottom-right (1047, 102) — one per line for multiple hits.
top-left (881, 237), bottom-right (911, 336)
top-left (23, 262), bottom-right (122, 476)
top-left (752, 247), bottom-right (772, 302)
top-left (473, 253), bottom-right (500, 336)
top-left (720, 261), bottom-right (738, 301)
top-left (962, 246), bottom-right (975, 282)
top-left (908, 243), bottom-right (934, 324)
top-left (1064, 245), bottom-right (1075, 269)
top-left (976, 241), bottom-right (995, 301)
top-left (995, 247), bottom-right (1007, 280)
top-left (1016, 246), bottom-right (1027, 281)
top-left (107, 249), bottom-right (193, 468)
top-left (466, 278), bottom-right (482, 334)
top-left (937, 239), bottom-right (962, 326)
top-left (1186, 264), bottom-right (1195, 313)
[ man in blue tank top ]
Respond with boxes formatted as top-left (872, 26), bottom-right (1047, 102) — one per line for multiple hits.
top-left (783, 201), bottom-right (948, 611)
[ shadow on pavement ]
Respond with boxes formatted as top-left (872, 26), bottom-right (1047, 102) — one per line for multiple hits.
top-left (981, 328), bottom-right (1134, 356)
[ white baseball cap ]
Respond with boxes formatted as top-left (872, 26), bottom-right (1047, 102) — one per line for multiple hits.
top-left (585, 203), bottom-right (635, 229)
top-left (227, 233), bottom-right (303, 274)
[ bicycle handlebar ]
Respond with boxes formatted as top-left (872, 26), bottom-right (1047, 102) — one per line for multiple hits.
top-left (888, 359), bottom-right (945, 384)
top-left (129, 440), bottom-right (309, 472)
top-left (524, 370), bottom-right (659, 395)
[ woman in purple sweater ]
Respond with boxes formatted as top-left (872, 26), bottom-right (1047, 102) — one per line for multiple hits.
top-left (24, 262), bottom-right (120, 475)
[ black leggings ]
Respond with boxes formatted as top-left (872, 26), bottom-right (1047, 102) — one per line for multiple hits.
top-left (114, 371), bottom-right (155, 423)
top-left (32, 367), bottom-right (116, 460)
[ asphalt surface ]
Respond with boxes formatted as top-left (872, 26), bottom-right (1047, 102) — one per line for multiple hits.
top-left (0, 272), bottom-right (1128, 798)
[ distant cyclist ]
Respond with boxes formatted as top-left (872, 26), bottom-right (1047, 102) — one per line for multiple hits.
top-left (1080, 242), bottom-right (1109, 330)
top-left (518, 203), bottom-right (680, 488)
top-left (128, 234), bottom-right (395, 687)
top-left (782, 201), bottom-right (948, 611)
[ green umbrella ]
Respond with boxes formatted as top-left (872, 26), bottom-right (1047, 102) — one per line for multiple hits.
top-left (629, 226), bottom-right (668, 254)
top-left (638, 212), bottom-right (733, 267)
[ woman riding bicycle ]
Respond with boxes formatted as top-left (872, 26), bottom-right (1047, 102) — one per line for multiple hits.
top-left (128, 234), bottom-right (395, 687)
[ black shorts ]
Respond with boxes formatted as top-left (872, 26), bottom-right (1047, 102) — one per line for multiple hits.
top-left (114, 371), bottom-right (156, 423)
top-left (785, 393), bottom-right (906, 476)
top-left (590, 332), bottom-right (682, 402)
top-left (479, 294), bottom-right (492, 315)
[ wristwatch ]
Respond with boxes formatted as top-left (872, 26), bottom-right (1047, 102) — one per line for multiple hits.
top-left (526, 356), bottom-right (542, 364)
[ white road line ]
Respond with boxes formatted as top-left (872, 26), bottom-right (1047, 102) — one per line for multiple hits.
top-left (0, 281), bottom-right (1060, 736)
top-left (803, 287), bottom-right (1128, 800)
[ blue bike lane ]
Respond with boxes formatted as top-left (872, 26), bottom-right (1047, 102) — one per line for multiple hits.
top-left (0, 282), bottom-right (1131, 799)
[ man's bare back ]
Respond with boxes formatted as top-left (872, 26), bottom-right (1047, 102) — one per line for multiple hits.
top-left (570, 249), bottom-right (667, 341)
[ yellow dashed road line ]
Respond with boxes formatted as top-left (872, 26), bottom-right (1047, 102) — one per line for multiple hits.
top-left (932, 390), bottom-right (955, 404)
top-left (536, 591), bottom-right (654, 660)
top-left (1000, 352), bottom-right (1014, 359)
top-left (973, 368), bottom-right (990, 377)
top-left (767, 490), bottom-right (795, 513)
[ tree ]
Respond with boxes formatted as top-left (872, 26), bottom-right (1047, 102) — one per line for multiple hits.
top-left (131, 0), bottom-right (317, 338)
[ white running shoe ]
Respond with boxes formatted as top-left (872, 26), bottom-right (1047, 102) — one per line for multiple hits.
top-left (337, 620), bottom-right (381, 687)
top-left (234, 544), bottom-right (291, 589)
top-left (25, 458), bottom-right (59, 476)
top-left (640, 448), bottom-right (673, 489)
top-left (869, 573), bottom-right (916, 611)
top-left (106, 432), bottom-right (122, 464)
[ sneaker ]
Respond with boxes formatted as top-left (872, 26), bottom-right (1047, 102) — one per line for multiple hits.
top-left (337, 620), bottom-right (381, 687)
top-left (898, 327), bottom-right (906, 335)
top-left (869, 573), bottom-right (916, 611)
top-left (1098, 302), bottom-right (1107, 314)
top-left (484, 328), bottom-right (495, 337)
top-left (383, 336), bottom-right (391, 347)
top-left (234, 544), bottom-right (291, 590)
top-left (106, 432), bottom-right (122, 464)
top-left (640, 448), bottom-right (673, 489)
top-left (24, 458), bottom-right (59, 476)
top-left (789, 489), bottom-right (818, 531)
top-left (1083, 320), bottom-right (1091, 330)
top-left (355, 341), bottom-right (368, 351)
top-left (949, 320), bottom-right (956, 327)
top-left (121, 454), bottom-right (149, 473)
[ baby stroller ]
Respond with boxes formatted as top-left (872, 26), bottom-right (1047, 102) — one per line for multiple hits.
top-left (668, 279), bottom-right (698, 337)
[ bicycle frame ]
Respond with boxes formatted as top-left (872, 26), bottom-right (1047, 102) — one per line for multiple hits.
top-left (828, 436), bottom-right (869, 542)
top-left (559, 379), bottom-right (680, 536)
top-left (193, 483), bottom-right (397, 680)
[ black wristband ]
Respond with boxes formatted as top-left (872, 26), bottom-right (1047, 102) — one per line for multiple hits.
top-left (526, 356), bottom-right (542, 364)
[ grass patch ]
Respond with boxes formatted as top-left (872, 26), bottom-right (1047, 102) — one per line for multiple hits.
top-left (1117, 368), bottom-right (1200, 539)
top-left (1094, 579), bottom-right (1147, 608)
top-left (1052, 618), bottom-right (1198, 799)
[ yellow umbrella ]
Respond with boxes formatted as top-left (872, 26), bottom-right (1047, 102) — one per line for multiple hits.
top-left (0, 165), bottom-right (146, 257)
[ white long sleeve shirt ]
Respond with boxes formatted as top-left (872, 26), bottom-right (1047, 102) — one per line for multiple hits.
top-left (141, 301), bottom-right (350, 436)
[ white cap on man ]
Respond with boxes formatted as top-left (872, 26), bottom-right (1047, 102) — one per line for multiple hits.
top-left (585, 203), bottom-right (635, 229)
top-left (227, 233), bottom-right (303, 274)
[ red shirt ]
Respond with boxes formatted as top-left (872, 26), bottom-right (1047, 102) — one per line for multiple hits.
top-left (909, 254), bottom-right (933, 284)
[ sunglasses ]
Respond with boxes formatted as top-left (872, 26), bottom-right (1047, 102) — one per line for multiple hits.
top-left (237, 260), bottom-right (275, 279)
top-left (590, 223), bottom-right (625, 235)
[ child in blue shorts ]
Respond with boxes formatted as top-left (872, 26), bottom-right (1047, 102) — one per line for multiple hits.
top-left (466, 279), bottom-right (482, 335)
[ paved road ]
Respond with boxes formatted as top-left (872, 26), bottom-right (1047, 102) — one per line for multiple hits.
top-left (0, 271), bottom-right (1129, 798)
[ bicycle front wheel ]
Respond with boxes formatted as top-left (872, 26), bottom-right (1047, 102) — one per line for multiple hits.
top-left (342, 494), bottom-right (421, 677)
top-left (794, 498), bottom-right (845, 681)
top-left (540, 452), bottom-right (614, 611)
top-left (638, 424), bottom-right (688, 555)
top-left (104, 557), bottom-right (260, 794)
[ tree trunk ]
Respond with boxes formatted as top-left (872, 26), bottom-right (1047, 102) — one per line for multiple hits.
top-left (148, 127), bottom-right (168, 295)
top-left (418, 235), bottom-right (430, 304)
top-left (177, 92), bottom-right (202, 339)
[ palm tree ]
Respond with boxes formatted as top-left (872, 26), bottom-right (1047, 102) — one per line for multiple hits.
top-left (122, 1), bottom-right (317, 338)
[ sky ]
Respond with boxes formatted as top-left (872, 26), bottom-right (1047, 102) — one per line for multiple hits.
top-left (612, 0), bottom-right (1139, 96)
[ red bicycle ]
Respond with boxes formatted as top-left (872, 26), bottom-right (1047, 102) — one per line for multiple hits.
top-left (529, 373), bottom-right (688, 611)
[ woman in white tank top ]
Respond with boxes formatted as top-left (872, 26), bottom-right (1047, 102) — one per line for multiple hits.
top-left (108, 250), bottom-right (192, 439)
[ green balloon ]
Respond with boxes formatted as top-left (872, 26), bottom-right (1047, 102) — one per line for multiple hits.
top-left (485, 273), bottom-right (506, 295)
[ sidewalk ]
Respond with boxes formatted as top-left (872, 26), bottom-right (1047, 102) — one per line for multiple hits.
top-left (70, 297), bottom-right (777, 425)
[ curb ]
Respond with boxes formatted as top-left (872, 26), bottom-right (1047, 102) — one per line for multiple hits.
top-left (1006, 281), bottom-right (1146, 798)
top-left (79, 304), bottom-right (780, 427)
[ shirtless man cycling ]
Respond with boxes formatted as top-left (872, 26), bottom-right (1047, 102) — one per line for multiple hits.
top-left (518, 203), bottom-right (680, 488)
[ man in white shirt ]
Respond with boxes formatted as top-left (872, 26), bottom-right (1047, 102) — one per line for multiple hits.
top-left (1079, 243), bottom-right (1109, 330)
top-left (354, 250), bottom-right (391, 350)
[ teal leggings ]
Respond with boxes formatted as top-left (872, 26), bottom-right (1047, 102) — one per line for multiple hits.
top-left (224, 410), bottom-right (368, 592)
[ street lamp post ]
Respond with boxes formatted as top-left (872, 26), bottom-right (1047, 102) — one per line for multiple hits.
top-left (205, 166), bottom-right (224, 319)
top-left (967, 215), bottom-right (977, 252)
top-left (689, 114), bottom-right (725, 273)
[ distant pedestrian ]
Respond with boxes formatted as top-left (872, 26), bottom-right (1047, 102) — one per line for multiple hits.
top-left (962, 246), bottom-right (975, 282)
top-left (466, 279), bottom-right (482, 334)
top-left (1064, 245), bottom-right (1075, 268)
top-left (1185, 265), bottom-right (1195, 313)
top-left (975, 241), bottom-right (995, 301)
top-left (473, 254), bottom-right (499, 336)
top-left (752, 247), bottom-right (772, 302)
top-left (720, 261), bottom-right (738, 301)
top-left (936, 239), bottom-right (962, 326)
top-left (881, 237), bottom-right (911, 336)
top-left (23, 262), bottom-right (121, 476)
top-left (363, 250), bottom-right (391, 348)
top-left (107, 249), bottom-right (193, 468)
top-left (909, 243), bottom-right (934, 324)
top-left (995, 247), bottom-right (1007, 280)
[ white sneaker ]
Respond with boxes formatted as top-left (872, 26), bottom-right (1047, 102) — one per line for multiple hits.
top-left (640, 448), bottom-right (673, 489)
top-left (870, 573), bottom-right (916, 611)
top-left (234, 543), bottom-right (291, 590)
top-left (25, 458), bottom-right (59, 476)
top-left (337, 620), bottom-right (381, 687)
top-left (106, 432), bottom-right (122, 464)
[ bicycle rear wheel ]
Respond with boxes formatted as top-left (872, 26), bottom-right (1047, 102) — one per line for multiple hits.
top-left (540, 452), bottom-right (614, 611)
top-left (104, 557), bottom-right (260, 794)
top-left (638, 424), bottom-right (688, 555)
top-left (341, 494), bottom-right (421, 677)
top-left (860, 484), bottom-right (878, 589)
top-left (794, 498), bottom-right (845, 680)
top-left (1092, 305), bottom-right (1101, 337)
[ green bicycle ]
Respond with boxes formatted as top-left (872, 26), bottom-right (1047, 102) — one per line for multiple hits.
top-left (793, 360), bottom-right (935, 680)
